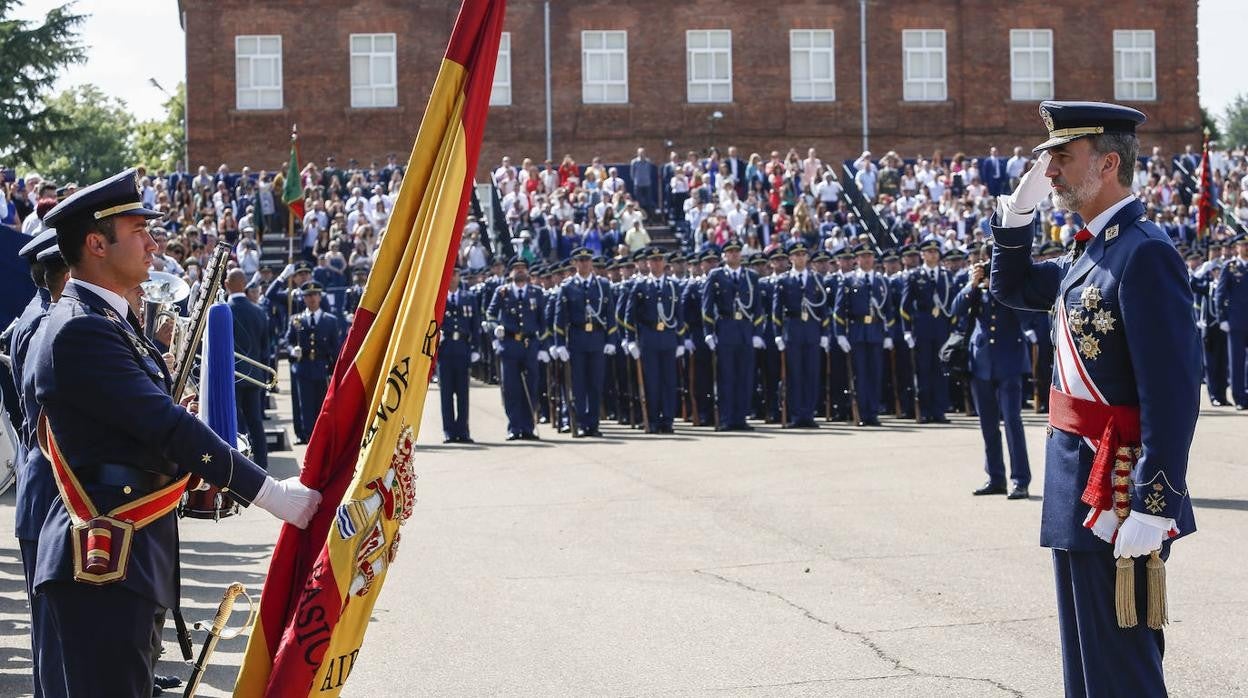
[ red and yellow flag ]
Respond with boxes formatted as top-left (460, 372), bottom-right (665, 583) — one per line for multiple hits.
top-left (235, 2), bottom-right (506, 694)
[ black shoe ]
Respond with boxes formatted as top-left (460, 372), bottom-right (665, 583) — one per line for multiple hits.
top-left (506, 433), bottom-right (522, 441)
top-left (919, 416), bottom-right (932, 424)
top-left (973, 482), bottom-right (1008, 496)
top-left (932, 416), bottom-right (951, 424)
top-left (1210, 397), bottom-right (1226, 407)
top-left (154, 675), bottom-right (182, 690)
top-left (1237, 404), bottom-right (1248, 411)
top-left (738, 423), bottom-right (755, 431)
top-left (802, 420), bottom-right (821, 428)
top-left (460, 437), bottom-right (475, 444)
top-left (782, 422), bottom-right (798, 429)
top-left (1007, 486), bottom-right (1030, 500)
top-left (443, 437), bottom-right (456, 444)
top-left (660, 424), bottom-right (674, 433)
top-left (589, 429), bottom-right (604, 437)
top-left (521, 431), bottom-right (540, 440)
top-left (153, 687), bottom-right (163, 697)
top-left (715, 425), bottom-right (731, 432)
top-left (866, 419), bottom-right (882, 426)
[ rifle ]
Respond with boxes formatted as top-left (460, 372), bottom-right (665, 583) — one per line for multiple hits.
top-left (562, 359), bottom-right (579, 435)
top-left (689, 351), bottom-right (701, 426)
top-left (823, 349), bottom-right (833, 422)
top-left (1031, 343), bottom-right (1041, 414)
top-left (909, 339), bottom-right (922, 423)
top-left (546, 360), bottom-right (558, 431)
top-left (635, 355), bottom-right (650, 431)
top-left (779, 348), bottom-right (788, 426)
top-left (844, 343), bottom-right (860, 425)
top-left (890, 347), bottom-right (902, 418)
top-left (711, 350), bottom-right (721, 429)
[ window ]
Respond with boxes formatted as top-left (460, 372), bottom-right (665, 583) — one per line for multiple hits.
top-left (490, 32), bottom-right (511, 106)
top-left (686, 30), bottom-right (732, 103)
top-left (1010, 29), bottom-right (1053, 100)
top-left (790, 30), bottom-right (835, 102)
top-left (902, 30), bottom-right (946, 102)
top-left (582, 31), bottom-right (628, 104)
top-left (235, 35), bottom-right (283, 110)
top-left (350, 34), bottom-right (397, 108)
top-left (1114, 30), bottom-right (1156, 101)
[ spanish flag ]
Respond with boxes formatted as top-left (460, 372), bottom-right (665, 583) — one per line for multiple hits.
top-left (235, 2), bottom-right (506, 694)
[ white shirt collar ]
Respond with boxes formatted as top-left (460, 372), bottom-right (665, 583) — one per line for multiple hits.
top-left (72, 278), bottom-right (131, 318)
top-left (228, 292), bottom-right (248, 302)
top-left (1085, 193), bottom-right (1137, 238)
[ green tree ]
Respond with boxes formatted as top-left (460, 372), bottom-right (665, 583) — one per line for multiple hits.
top-left (30, 85), bottom-right (135, 185)
top-left (1200, 106), bottom-right (1223, 144)
top-left (1223, 94), bottom-right (1248, 150)
top-left (133, 82), bottom-right (185, 172)
top-left (0, 0), bottom-right (86, 163)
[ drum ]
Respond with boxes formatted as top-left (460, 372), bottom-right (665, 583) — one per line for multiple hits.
top-left (178, 433), bottom-right (250, 520)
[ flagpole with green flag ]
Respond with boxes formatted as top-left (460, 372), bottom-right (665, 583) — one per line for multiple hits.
top-left (283, 125), bottom-right (304, 318)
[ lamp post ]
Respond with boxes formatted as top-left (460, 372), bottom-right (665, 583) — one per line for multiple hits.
top-left (149, 78), bottom-right (189, 173)
top-left (707, 110), bottom-right (724, 152)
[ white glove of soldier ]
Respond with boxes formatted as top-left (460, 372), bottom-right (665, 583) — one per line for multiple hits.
top-left (1113, 512), bottom-right (1175, 559)
top-left (819, 336), bottom-right (830, 352)
top-left (705, 334), bottom-right (717, 352)
top-left (254, 475), bottom-right (322, 529)
top-left (537, 350), bottom-right (550, 363)
top-left (1220, 321), bottom-right (1231, 332)
top-left (837, 336), bottom-right (851, 353)
top-left (751, 336), bottom-right (766, 350)
top-left (675, 345), bottom-right (686, 358)
top-left (277, 263), bottom-right (296, 282)
top-left (470, 351), bottom-right (481, 363)
top-left (491, 339), bottom-right (502, 353)
top-left (1024, 329), bottom-right (1038, 343)
top-left (949, 332), bottom-right (965, 344)
top-left (603, 343), bottom-right (616, 356)
top-left (883, 337), bottom-right (894, 351)
top-left (904, 331), bottom-right (915, 349)
top-left (683, 338), bottom-right (695, 353)
top-left (627, 341), bottom-right (641, 359)
top-left (493, 325), bottom-right (506, 339)
top-left (998, 151), bottom-right (1053, 227)
top-left (1196, 320), bottom-right (1206, 331)
top-left (774, 336), bottom-right (786, 352)
top-left (290, 346), bottom-right (303, 361)
top-left (555, 346), bottom-right (570, 362)
top-left (1084, 508), bottom-right (1120, 545)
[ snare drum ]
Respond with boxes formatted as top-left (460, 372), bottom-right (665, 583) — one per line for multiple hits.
top-left (178, 434), bottom-right (250, 521)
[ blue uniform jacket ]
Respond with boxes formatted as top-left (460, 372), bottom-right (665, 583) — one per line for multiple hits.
top-left (553, 274), bottom-right (617, 351)
top-left (229, 295), bottom-right (270, 385)
top-left (771, 270), bottom-right (831, 345)
top-left (952, 284), bottom-right (1030, 381)
top-left (1214, 258), bottom-right (1248, 331)
top-left (900, 266), bottom-right (956, 339)
top-left (439, 289), bottom-right (479, 360)
top-left (486, 282), bottom-right (549, 359)
top-left (13, 289), bottom-right (52, 541)
top-left (834, 271), bottom-right (894, 344)
top-left (681, 276), bottom-right (708, 347)
top-left (990, 199), bottom-right (1200, 551)
top-left (285, 310), bottom-right (343, 377)
top-left (624, 275), bottom-right (688, 350)
top-left (700, 266), bottom-right (764, 346)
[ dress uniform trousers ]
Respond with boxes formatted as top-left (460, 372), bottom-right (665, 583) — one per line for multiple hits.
top-left (570, 347), bottom-right (605, 432)
top-left (850, 340), bottom-right (884, 422)
top-left (1201, 324), bottom-right (1228, 402)
top-left (500, 338), bottom-right (540, 435)
top-left (970, 376), bottom-right (1031, 488)
top-left (639, 341), bottom-right (678, 430)
top-left (437, 352), bottom-right (471, 440)
top-left (712, 318), bottom-right (755, 429)
top-left (1229, 329), bottom-right (1248, 407)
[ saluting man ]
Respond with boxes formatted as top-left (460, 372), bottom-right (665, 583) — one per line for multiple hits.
top-left (771, 240), bottom-right (830, 428)
top-left (624, 247), bottom-right (689, 433)
top-left (437, 266), bottom-right (480, 444)
top-left (701, 240), bottom-right (766, 431)
top-left (991, 102), bottom-right (1201, 696)
top-left (551, 247), bottom-right (617, 437)
top-left (285, 281), bottom-right (344, 444)
top-left (901, 240), bottom-right (956, 423)
top-left (834, 245), bottom-right (895, 426)
top-left (487, 257), bottom-right (550, 440)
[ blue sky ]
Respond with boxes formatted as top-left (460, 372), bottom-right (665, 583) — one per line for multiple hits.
top-left (11, 0), bottom-right (1243, 124)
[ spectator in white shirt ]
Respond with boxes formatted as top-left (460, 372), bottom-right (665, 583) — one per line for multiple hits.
top-left (1005, 147), bottom-right (1028, 190)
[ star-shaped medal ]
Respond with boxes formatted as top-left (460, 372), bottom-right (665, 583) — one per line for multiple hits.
top-left (1068, 310), bottom-right (1088, 335)
top-left (1091, 309), bottom-right (1116, 334)
top-left (1078, 334), bottom-right (1101, 361)
top-left (1080, 285), bottom-right (1102, 310)
top-left (201, 453), bottom-right (213, 463)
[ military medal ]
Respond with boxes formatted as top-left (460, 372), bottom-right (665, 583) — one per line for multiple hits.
top-left (1080, 285), bottom-right (1102, 310)
top-left (584, 322), bottom-right (594, 332)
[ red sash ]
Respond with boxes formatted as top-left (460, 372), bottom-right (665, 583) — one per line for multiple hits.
top-left (1047, 388), bottom-right (1141, 512)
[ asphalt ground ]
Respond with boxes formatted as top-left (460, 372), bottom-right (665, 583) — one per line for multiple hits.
top-left (1, 372), bottom-right (1245, 697)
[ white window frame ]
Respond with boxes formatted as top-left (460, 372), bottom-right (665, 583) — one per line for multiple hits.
top-left (1113, 30), bottom-right (1156, 101)
top-left (235, 35), bottom-right (283, 110)
top-left (686, 30), bottom-right (732, 103)
top-left (581, 30), bottom-right (629, 104)
top-left (490, 32), bottom-right (512, 106)
top-left (790, 29), bottom-right (836, 102)
top-left (349, 33), bottom-right (397, 108)
top-left (901, 29), bottom-right (946, 102)
top-left (1009, 29), bottom-right (1054, 101)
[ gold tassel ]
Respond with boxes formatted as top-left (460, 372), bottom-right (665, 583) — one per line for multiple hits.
top-left (1147, 551), bottom-right (1167, 630)
top-left (1115, 556), bottom-right (1138, 628)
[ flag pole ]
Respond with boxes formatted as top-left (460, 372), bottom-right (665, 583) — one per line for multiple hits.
top-left (287, 125), bottom-right (298, 321)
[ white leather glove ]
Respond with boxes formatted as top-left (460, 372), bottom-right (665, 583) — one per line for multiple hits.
top-left (603, 343), bottom-right (616, 356)
top-left (883, 337), bottom-right (894, 351)
top-left (837, 336), bottom-right (851, 353)
top-left (819, 336), bottom-right (830, 352)
top-left (537, 350), bottom-right (550, 363)
top-left (683, 338), bottom-right (695, 353)
top-left (493, 325), bottom-right (506, 339)
top-left (1113, 511), bottom-right (1176, 558)
top-left (998, 151), bottom-right (1053, 227)
top-left (1084, 508), bottom-right (1120, 545)
top-left (774, 337), bottom-right (786, 352)
top-left (1196, 320), bottom-right (1206, 331)
top-left (491, 339), bottom-right (502, 353)
top-left (752, 336), bottom-right (766, 350)
top-left (253, 475), bottom-right (322, 529)
top-left (290, 346), bottom-right (303, 361)
top-left (705, 335), bottom-right (717, 352)
top-left (627, 341), bottom-right (641, 359)
top-left (278, 263), bottom-right (295, 282)
top-left (949, 332), bottom-right (965, 344)
top-left (346, 313), bottom-right (355, 324)
top-left (904, 332), bottom-right (915, 349)
top-left (1024, 329), bottom-right (1038, 343)
top-left (1220, 321), bottom-right (1231, 332)
top-left (470, 351), bottom-right (481, 363)
top-left (555, 346), bottom-right (570, 362)
top-left (675, 345), bottom-right (686, 358)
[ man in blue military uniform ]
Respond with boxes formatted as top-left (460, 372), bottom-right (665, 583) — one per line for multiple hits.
top-left (268, 260), bottom-right (312, 437)
top-left (551, 247), bottom-right (617, 437)
top-left (285, 281), bottom-right (344, 444)
top-left (953, 250), bottom-right (1031, 499)
top-left (487, 257), bottom-right (550, 440)
top-left (771, 240), bottom-right (830, 428)
top-left (27, 168), bottom-right (320, 696)
top-left (1214, 234), bottom-right (1248, 409)
top-left (884, 247), bottom-right (916, 419)
top-left (753, 251), bottom-right (782, 423)
top-left (623, 247), bottom-right (689, 433)
top-left (681, 249), bottom-right (717, 426)
top-left (701, 240), bottom-right (766, 431)
top-left (225, 268), bottom-right (271, 469)
top-left (437, 267), bottom-right (480, 443)
top-left (991, 102), bottom-right (1201, 696)
top-left (901, 239), bottom-right (955, 423)
top-left (834, 245), bottom-right (895, 426)
top-left (823, 246), bottom-right (856, 421)
top-left (1189, 248), bottom-right (1227, 405)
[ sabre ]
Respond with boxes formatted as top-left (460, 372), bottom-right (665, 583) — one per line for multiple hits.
top-left (779, 348), bottom-right (788, 426)
top-left (634, 355), bottom-right (650, 431)
top-left (183, 582), bottom-right (255, 698)
top-left (844, 344), bottom-right (860, 425)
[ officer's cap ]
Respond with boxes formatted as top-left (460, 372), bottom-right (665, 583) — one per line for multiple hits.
top-left (644, 246), bottom-right (666, 260)
top-left (810, 250), bottom-right (831, 263)
top-left (768, 248), bottom-right (789, 260)
top-left (917, 239), bottom-right (942, 253)
top-left (1232, 234), bottom-right (1248, 245)
top-left (880, 248), bottom-right (899, 262)
top-left (852, 244), bottom-right (876, 258)
top-left (293, 260), bottom-right (313, 274)
top-left (721, 239), bottom-right (743, 252)
top-left (1033, 101), bottom-right (1146, 153)
top-left (630, 248), bottom-right (648, 262)
top-left (834, 246), bottom-right (854, 260)
top-left (900, 243), bottom-right (920, 256)
top-left (943, 248), bottom-right (966, 261)
top-left (786, 239), bottom-right (809, 255)
top-left (617, 255), bottom-right (636, 268)
top-left (508, 256), bottom-right (529, 269)
top-left (43, 168), bottom-right (162, 231)
top-left (1184, 250), bottom-right (1203, 261)
top-left (569, 246), bottom-right (594, 260)
top-left (18, 227), bottom-right (58, 261)
top-left (667, 251), bottom-right (686, 263)
top-left (300, 281), bottom-right (324, 294)
top-left (592, 255), bottom-right (608, 267)
top-left (747, 253), bottom-right (767, 266)
top-left (700, 248), bottom-right (721, 262)
top-left (36, 244), bottom-right (63, 264)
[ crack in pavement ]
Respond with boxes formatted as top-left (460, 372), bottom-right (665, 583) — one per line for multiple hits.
top-left (693, 569), bottom-right (1025, 697)
top-left (865, 614), bottom-right (1057, 635)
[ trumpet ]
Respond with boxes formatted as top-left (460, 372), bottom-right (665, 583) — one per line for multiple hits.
top-left (140, 268), bottom-right (278, 392)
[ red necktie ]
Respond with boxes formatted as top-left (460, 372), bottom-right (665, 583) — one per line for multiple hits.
top-left (1074, 227), bottom-right (1093, 243)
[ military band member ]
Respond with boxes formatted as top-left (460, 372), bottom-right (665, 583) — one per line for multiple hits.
top-left (1214, 234), bottom-right (1248, 409)
top-left (901, 240), bottom-right (955, 423)
top-left (834, 245), bottom-right (895, 426)
top-left (286, 281), bottom-right (343, 444)
top-left (552, 247), bottom-right (617, 437)
top-left (225, 268), bottom-right (271, 470)
top-left (701, 240), bottom-right (765, 431)
top-left (771, 240), bottom-right (830, 427)
top-left (487, 257), bottom-right (550, 440)
top-left (26, 168), bottom-right (319, 696)
top-left (991, 102), bottom-right (1200, 696)
top-left (623, 247), bottom-right (689, 433)
top-left (437, 267), bottom-right (479, 443)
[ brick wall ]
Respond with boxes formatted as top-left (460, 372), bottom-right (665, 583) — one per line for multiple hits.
top-left (183, 0), bottom-right (1201, 178)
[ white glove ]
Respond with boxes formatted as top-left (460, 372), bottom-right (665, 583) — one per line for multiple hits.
top-left (290, 346), bottom-right (303, 361)
top-left (837, 336), bottom-right (851, 353)
top-left (470, 351), bottom-right (481, 363)
top-left (683, 339), bottom-right (695, 353)
top-left (627, 341), bottom-right (641, 359)
top-left (1000, 150), bottom-right (1053, 226)
top-left (491, 339), bottom-right (502, 353)
top-left (493, 325), bottom-right (506, 339)
top-left (555, 346), bottom-right (570, 362)
top-left (346, 312), bottom-right (355, 324)
top-left (1196, 320), bottom-right (1206, 331)
top-left (253, 475), bottom-right (321, 529)
top-left (537, 350), bottom-right (550, 363)
top-left (603, 343), bottom-right (616, 356)
top-left (675, 345), bottom-right (686, 358)
top-left (883, 337), bottom-right (894, 351)
top-left (1113, 511), bottom-right (1176, 559)
top-left (1024, 329), bottom-right (1038, 343)
top-left (904, 332), bottom-right (915, 349)
top-left (705, 335), bottom-right (717, 352)
top-left (819, 336), bottom-right (830, 352)
top-left (949, 332), bottom-right (965, 344)
top-left (1084, 508), bottom-right (1121, 545)
top-left (277, 263), bottom-right (295, 281)
top-left (752, 336), bottom-right (766, 350)
top-left (775, 337), bottom-right (786, 353)
top-left (1220, 321), bottom-right (1231, 332)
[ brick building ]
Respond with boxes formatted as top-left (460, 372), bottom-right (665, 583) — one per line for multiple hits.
top-left (180, 0), bottom-right (1201, 177)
